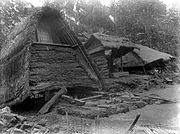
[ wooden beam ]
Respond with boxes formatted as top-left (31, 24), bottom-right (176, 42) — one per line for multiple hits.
top-left (126, 114), bottom-right (140, 133)
top-left (61, 95), bottom-right (86, 106)
top-left (38, 87), bottom-right (67, 114)
top-left (121, 56), bottom-right (123, 72)
top-left (80, 95), bottom-right (103, 101)
top-left (32, 42), bottom-right (72, 48)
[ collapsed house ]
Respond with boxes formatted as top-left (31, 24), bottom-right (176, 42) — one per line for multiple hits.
top-left (85, 33), bottom-right (175, 74)
top-left (0, 7), bottom-right (105, 106)
top-left (84, 33), bottom-right (135, 76)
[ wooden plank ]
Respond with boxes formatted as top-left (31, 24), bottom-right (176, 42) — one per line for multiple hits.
top-left (148, 95), bottom-right (176, 103)
top-left (38, 87), bottom-right (67, 114)
top-left (112, 72), bottom-right (129, 78)
top-left (61, 95), bottom-right (86, 106)
top-left (126, 114), bottom-right (140, 133)
top-left (80, 95), bottom-right (103, 101)
top-left (32, 42), bottom-right (72, 47)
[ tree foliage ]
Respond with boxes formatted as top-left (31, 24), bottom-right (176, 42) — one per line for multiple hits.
top-left (110, 0), bottom-right (179, 56)
top-left (0, 0), bottom-right (179, 56)
top-left (0, 0), bottom-right (34, 49)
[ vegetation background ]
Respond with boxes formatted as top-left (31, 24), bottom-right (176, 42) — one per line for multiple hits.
top-left (0, 0), bottom-right (179, 56)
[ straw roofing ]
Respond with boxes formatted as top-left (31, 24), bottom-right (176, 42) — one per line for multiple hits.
top-left (0, 7), bottom-right (65, 61)
top-left (93, 33), bottom-right (134, 49)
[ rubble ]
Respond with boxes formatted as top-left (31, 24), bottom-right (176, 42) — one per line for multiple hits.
top-left (0, 107), bottom-right (49, 134)
top-left (130, 126), bottom-right (178, 134)
top-left (48, 89), bottom-right (177, 119)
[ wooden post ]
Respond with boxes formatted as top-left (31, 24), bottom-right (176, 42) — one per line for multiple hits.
top-left (142, 66), bottom-right (146, 75)
top-left (66, 111), bottom-right (69, 133)
top-left (126, 114), bottom-right (140, 133)
top-left (121, 56), bottom-right (123, 72)
top-left (38, 87), bottom-right (67, 114)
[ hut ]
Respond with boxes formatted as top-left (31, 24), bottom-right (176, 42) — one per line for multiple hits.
top-left (85, 33), bottom-right (175, 74)
top-left (0, 7), bottom-right (104, 106)
top-left (84, 33), bottom-right (135, 76)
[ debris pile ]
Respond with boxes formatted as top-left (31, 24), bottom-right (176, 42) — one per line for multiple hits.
top-left (52, 91), bottom-right (175, 119)
top-left (130, 126), bottom-right (178, 134)
top-left (0, 107), bottom-right (49, 134)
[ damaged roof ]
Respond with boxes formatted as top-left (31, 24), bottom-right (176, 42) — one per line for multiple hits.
top-left (92, 32), bottom-right (134, 49)
top-left (87, 33), bottom-right (175, 67)
top-left (133, 44), bottom-right (174, 65)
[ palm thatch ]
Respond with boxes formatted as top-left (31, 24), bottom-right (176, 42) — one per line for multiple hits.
top-left (0, 7), bottom-right (104, 106)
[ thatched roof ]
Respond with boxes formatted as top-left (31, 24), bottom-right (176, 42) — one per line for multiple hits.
top-left (0, 7), bottom-right (69, 60)
top-left (85, 33), bottom-right (136, 57)
top-left (92, 33), bottom-right (174, 62)
top-left (93, 33), bottom-right (134, 49)
top-left (133, 44), bottom-right (174, 64)
top-left (87, 33), bottom-right (174, 68)
top-left (117, 43), bottom-right (175, 68)
top-left (1, 9), bottom-right (38, 60)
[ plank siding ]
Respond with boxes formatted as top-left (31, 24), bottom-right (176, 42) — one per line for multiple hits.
top-left (85, 36), bottom-right (109, 78)
top-left (29, 43), bottom-right (100, 93)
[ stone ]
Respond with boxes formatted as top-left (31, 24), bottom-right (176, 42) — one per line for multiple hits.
top-left (134, 101), bottom-right (146, 108)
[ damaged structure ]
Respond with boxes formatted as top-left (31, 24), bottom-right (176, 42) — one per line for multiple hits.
top-left (84, 33), bottom-right (135, 76)
top-left (0, 7), bottom-right (104, 106)
top-left (85, 33), bottom-right (175, 74)
top-left (0, 7), bottom-right (176, 109)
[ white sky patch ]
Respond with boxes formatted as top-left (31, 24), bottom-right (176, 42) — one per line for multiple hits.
top-left (160, 0), bottom-right (180, 9)
top-left (24, 0), bottom-right (44, 7)
top-left (109, 15), bottom-right (115, 23)
top-left (17, 0), bottom-right (180, 9)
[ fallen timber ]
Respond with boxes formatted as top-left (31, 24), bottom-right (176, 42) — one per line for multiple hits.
top-left (61, 95), bottom-right (86, 106)
top-left (38, 87), bottom-right (67, 114)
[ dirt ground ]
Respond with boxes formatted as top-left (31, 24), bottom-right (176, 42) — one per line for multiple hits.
top-left (21, 84), bottom-right (179, 134)
top-left (1, 74), bottom-right (179, 133)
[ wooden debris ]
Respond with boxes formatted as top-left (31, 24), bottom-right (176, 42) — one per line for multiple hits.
top-left (112, 72), bottom-right (129, 78)
top-left (133, 93), bottom-right (176, 103)
top-left (61, 95), bottom-right (86, 106)
top-left (131, 126), bottom-right (178, 134)
top-left (164, 77), bottom-right (173, 83)
top-left (126, 114), bottom-right (140, 133)
top-left (98, 105), bottom-right (112, 109)
top-left (148, 95), bottom-right (176, 103)
top-left (80, 95), bottom-right (103, 101)
top-left (91, 91), bottom-right (110, 95)
top-left (38, 87), bottom-right (67, 114)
